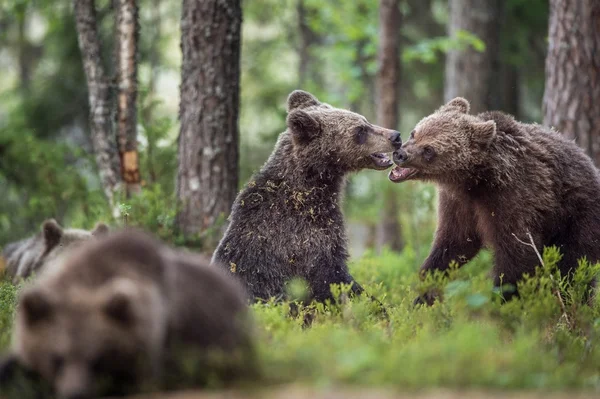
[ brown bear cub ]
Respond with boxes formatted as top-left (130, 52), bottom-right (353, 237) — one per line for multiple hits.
top-left (391, 97), bottom-right (600, 304)
top-left (2, 219), bottom-right (109, 283)
top-left (212, 90), bottom-right (401, 304)
top-left (0, 230), bottom-right (256, 399)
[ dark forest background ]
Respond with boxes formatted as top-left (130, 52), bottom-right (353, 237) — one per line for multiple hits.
top-left (0, 0), bottom-right (598, 262)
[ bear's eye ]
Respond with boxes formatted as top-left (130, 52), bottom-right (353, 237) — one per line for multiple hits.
top-left (354, 126), bottom-right (369, 145)
top-left (410, 130), bottom-right (415, 140)
top-left (422, 146), bottom-right (435, 161)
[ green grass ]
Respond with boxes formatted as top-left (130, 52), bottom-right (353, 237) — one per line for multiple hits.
top-left (251, 247), bottom-right (600, 391)
top-left (2, 246), bottom-right (600, 393)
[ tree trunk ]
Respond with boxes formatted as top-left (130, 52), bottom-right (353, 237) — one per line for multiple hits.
top-left (502, 64), bottom-right (520, 119)
top-left (296, 0), bottom-right (322, 89)
top-left (543, 0), bottom-right (600, 165)
top-left (375, 0), bottom-right (404, 252)
top-left (74, 0), bottom-right (122, 218)
top-left (297, 0), bottom-right (311, 87)
top-left (148, 0), bottom-right (162, 95)
top-left (444, 0), bottom-right (502, 114)
top-left (350, 38), bottom-right (372, 114)
top-left (489, 2), bottom-right (520, 118)
top-left (176, 0), bottom-right (242, 242)
top-left (141, 0), bottom-right (162, 185)
top-left (16, 10), bottom-right (31, 94)
top-left (115, 0), bottom-right (141, 197)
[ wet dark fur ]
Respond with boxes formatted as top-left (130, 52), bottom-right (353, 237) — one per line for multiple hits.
top-left (399, 100), bottom-right (600, 304)
top-left (214, 154), bottom-right (352, 303)
top-left (212, 90), bottom-right (400, 304)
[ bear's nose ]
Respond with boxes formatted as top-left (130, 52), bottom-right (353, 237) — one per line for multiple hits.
top-left (389, 131), bottom-right (402, 148)
top-left (393, 149), bottom-right (408, 164)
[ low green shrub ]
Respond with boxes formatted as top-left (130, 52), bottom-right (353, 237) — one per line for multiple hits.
top-left (2, 245), bottom-right (600, 391)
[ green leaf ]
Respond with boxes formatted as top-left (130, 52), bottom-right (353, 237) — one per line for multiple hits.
top-left (466, 293), bottom-right (489, 309)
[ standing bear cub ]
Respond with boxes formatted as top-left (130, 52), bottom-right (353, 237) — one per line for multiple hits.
top-left (213, 90), bottom-right (401, 303)
top-left (391, 97), bottom-right (600, 304)
top-left (1, 230), bottom-right (256, 399)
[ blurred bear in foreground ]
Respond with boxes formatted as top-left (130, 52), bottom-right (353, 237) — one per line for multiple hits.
top-left (0, 230), bottom-right (256, 399)
top-left (2, 219), bottom-right (109, 283)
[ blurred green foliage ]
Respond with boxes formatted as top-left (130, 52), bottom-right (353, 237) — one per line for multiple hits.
top-left (0, 0), bottom-right (549, 252)
top-left (0, 282), bottom-right (18, 350)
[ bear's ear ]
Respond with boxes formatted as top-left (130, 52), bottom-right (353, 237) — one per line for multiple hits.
top-left (91, 222), bottom-right (109, 237)
top-left (470, 120), bottom-right (497, 147)
top-left (103, 280), bottom-right (137, 326)
top-left (287, 109), bottom-right (321, 145)
top-left (440, 97), bottom-right (470, 114)
top-left (287, 90), bottom-right (320, 112)
top-left (41, 219), bottom-right (63, 251)
top-left (20, 289), bottom-right (53, 326)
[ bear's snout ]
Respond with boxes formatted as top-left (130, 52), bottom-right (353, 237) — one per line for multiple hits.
top-left (388, 131), bottom-right (402, 148)
top-left (393, 149), bottom-right (408, 164)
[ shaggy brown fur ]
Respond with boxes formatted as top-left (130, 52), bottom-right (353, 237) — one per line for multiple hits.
top-left (391, 97), bottom-right (600, 304)
top-left (2, 219), bottom-right (109, 283)
top-left (1, 230), bottom-right (255, 399)
top-left (212, 90), bottom-right (401, 303)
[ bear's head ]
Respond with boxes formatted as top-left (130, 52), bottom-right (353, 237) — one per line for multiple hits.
top-left (12, 232), bottom-right (168, 398)
top-left (32, 219), bottom-right (109, 276)
top-left (13, 277), bottom-right (163, 398)
top-left (286, 90), bottom-right (402, 173)
top-left (389, 97), bottom-right (497, 185)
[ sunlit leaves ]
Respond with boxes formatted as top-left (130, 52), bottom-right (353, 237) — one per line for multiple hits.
top-left (403, 29), bottom-right (486, 64)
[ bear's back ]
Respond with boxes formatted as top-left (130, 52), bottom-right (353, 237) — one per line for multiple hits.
top-left (3, 223), bottom-right (108, 283)
top-left (2, 235), bottom-right (44, 279)
top-left (165, 249), bottom-right (252, 351)
top-left (41, 230), bottom-right (165, 292)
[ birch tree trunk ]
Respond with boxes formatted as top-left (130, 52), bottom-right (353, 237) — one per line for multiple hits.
top-left (543, 0), bottom-right (600, 165)
top-left (375, 0), bottom-right (404, 252)
top-left (74, 0), bottom-right (122, 218)
top-left (115, 0), bottom-right (141, 196)
top-left (444, 0), bottom-right (502, 114)
top-left (176, 0), bottom-right (242, 241)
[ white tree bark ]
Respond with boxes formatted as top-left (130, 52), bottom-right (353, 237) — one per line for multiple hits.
top-left (116, 0), bottom-right (141, 197)
top-left (74, 0), bottom-right (122, 218)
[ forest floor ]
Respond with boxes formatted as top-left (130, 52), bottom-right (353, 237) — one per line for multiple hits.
top-left (3, 248), bottom-right (600, 397)
top-left (134, 386), bottom-right (600, 399)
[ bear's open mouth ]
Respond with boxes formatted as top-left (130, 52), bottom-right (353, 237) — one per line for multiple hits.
top-left (370, 153), bottom-right (393, 169)
top-left (388, 165), bottom-right (418, 183)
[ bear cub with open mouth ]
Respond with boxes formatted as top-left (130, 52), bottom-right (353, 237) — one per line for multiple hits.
top-left (391, 97), bottom-right (600, 305)
top-left (213, 90), bottom-right (401, 304)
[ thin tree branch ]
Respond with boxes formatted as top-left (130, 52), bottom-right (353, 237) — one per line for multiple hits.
top-left (512, 230), bottom-right (571, 328)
